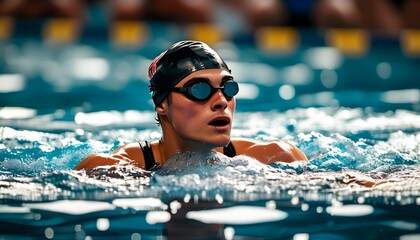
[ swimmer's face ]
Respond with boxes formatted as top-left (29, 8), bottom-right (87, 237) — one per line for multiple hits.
top-left (157, 69), bottom-right (236, 149)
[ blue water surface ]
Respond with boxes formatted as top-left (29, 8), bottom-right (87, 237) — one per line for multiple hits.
top-left (1, 27), bottom-right (420, 239)
top-left (1, 107), bottom-right (419, 239)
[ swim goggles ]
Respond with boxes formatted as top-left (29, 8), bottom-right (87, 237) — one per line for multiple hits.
top-left (152, 78), bottom-right (239, 101)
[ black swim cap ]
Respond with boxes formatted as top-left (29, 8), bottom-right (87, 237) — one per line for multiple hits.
top-left (148, 40), bottom-right (231, 107)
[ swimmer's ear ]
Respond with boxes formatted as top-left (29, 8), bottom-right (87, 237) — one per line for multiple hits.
top-left (155, 101), bottom-right (168, 115)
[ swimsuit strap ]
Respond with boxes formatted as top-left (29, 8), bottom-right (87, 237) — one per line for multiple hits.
top-left (139, 141), bottom-right (159, 171)
top-left (223, 141), bottom-right (236, 157)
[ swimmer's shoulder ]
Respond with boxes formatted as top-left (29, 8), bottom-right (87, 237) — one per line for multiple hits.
top-left (74, 142), bottom-right (147, 170)
top-left (230, 138), bottom-right (308, 164)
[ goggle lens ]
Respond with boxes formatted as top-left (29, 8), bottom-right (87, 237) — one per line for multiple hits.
top-left (152, 80), bottom-right (239, 102)
top-left (189, 82), bottom-right (212, 100)
top-left (223, 81), bottom-right (239, 98)
top-left (186, 80), bottom-right (239, 101)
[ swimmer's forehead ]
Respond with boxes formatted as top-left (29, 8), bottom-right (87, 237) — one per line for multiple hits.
top-left (177, 69), bottom-right (233, 84)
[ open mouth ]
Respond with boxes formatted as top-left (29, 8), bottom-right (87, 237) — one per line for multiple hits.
top-left (209, 117), bottom-right (230, 127)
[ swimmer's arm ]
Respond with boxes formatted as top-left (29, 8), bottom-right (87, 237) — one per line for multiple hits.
top-left (74, 143), bottom-right (145, 170)
top-left (232, 138), bottom-right (308, 164)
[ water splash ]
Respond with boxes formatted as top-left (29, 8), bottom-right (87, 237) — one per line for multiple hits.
top-left (0, 108), bottom-right (419, 204)
top-left (0, 127), bottom-right (112, 176)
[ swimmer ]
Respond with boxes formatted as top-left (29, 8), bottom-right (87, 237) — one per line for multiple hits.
top-left (74, 40), bottom-right (308, 171)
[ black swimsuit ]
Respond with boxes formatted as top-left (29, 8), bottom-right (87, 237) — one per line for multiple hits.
top-left (139, 141), bottom-right (237, 171)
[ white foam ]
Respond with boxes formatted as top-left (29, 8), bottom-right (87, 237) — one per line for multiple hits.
top-left (145, 211), bottom-right (171, 224)
top-left (326, 204), bottom-right (374, 217)
top-left (0, 107), bottom-right (36, 119)
top-left (23, 200), bottom-right (115, 215)
top-left (400, 233), bottom-right (420, 240)
top-left (112, 197), bottom-right (168, 211)
top-left (0, 205), bottom-right (31, 213)
top-left (186, 205), bottom-right (288, 224)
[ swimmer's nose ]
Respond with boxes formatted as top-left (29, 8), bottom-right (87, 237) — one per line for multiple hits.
top-left (211, 89), bottom-right (228, 110)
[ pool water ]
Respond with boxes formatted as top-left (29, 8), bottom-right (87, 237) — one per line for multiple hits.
top-left (1, 107), bottom-right (419, 239)
top-left (1, 25), bottom-right (420, 239)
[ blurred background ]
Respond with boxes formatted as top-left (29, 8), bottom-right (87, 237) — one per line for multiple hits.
top-left (0, 0), bottom-right (419, 115)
